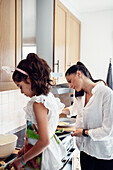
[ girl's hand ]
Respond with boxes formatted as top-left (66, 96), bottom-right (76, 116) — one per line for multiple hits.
top-left (11, 157), bottom-right (23, 170)
top-left (17, 147), bottom-right (24, 158)
top-left (71, 129), bottom-right (83, 137)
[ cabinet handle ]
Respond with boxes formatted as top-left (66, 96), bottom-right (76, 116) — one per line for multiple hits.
top-left (55, 60), bottom-right (59, 72)
top-left (67, 62), bottom-right (72, 67)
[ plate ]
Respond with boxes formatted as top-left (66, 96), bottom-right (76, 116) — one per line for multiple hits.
top-left (58, 118), bottom-right (76, 127)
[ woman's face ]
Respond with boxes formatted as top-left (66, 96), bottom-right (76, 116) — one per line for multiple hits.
top-left (15, 78), bottom-right (34, 98)
top-left (66, 71), bottom-right (83, 92)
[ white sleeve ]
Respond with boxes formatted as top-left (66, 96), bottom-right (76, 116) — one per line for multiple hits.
top-left (88, 92), bottom-right (113, 141)
top-left (67, 98), bottom-right (77, 116)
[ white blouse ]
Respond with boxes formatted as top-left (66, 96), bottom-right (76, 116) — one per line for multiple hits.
top-left (69, 82), bottom-right (113, 159)
top-left (24, 92), bottom-right (66, 170)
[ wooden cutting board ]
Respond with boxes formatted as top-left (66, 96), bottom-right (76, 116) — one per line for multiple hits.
top-left (13, 148), bottom-right (20, 154)
top-left (57, 126), bottom-right (75, 132)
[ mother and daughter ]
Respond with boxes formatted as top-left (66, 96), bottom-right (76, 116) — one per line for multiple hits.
top-left (12, 52), bottom-right (113, 170)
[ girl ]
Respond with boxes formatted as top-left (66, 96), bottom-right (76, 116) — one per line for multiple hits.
top-left (62, 61), bottom-right (113, 170)
top-left (12, 53), bottom-right (66, 170)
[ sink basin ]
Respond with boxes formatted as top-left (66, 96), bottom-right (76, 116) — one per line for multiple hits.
top-left (51, 87), bottom-right (71, 94)
top-left (56, 87), bottom-right (71, 94)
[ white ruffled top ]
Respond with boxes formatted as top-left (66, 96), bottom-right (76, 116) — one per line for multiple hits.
top-left (24, 92), bottom-right (66, 170)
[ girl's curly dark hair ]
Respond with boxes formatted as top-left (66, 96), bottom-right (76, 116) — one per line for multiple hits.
top-left (12, 53), bottom-right (53, 96)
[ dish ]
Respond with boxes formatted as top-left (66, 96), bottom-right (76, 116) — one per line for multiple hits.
top-left (0, 134), bottom-right (18, 158)
top-left (58, 118), bottom-right (76, 127)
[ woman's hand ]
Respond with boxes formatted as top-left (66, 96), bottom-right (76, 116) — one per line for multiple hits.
top-left (61, 108), bottom-right (70, 115)
top-left (17, 147), bottom-right (24, 158)
top-left (71, 129), bottom-right (83, 137)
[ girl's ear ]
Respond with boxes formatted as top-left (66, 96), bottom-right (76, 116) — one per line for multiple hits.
top-left (27, 76), bottom-right (30, 79)
top-left (26, 76), bottom-right (31, 83)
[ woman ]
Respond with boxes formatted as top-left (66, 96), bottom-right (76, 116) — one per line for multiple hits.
top-left (63, 61), bottom-right (113, 170)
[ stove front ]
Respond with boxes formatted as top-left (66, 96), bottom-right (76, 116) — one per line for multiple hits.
top-left (57, 133), bottom-right (76, 170)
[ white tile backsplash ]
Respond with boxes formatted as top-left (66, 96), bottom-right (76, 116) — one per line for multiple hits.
top-left (0, 89), bottom-right (29, 134)
top-left (1, 92), bottom-right (8, 104)
top-left (0, 93), bottom-right (1, 105)
top-left (9, 102), bottom-right (15, 114)
top-left (0, 105), bottom-right (2, 121)
top-left (8, 91), bottom-right (15, 103)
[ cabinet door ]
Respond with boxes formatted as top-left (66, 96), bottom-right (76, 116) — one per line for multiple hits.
top-left (54, 0), bottom-right (67, 75)
top-left (54, 0), bottom-right (81, 76)
top-left (66, 13), bottom-right (81, 70)
top-left (0, 0), bottom-right (21, 91)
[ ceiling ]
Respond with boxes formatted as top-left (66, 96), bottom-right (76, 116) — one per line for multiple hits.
top-left (66, 0), bottom-right (113, 13)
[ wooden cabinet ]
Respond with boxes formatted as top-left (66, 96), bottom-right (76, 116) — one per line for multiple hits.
top-left (54, 0), bottom-right (81, 74)
top-left (66, 13), bottom-right (81, 71)
top-left (54, 0), bottom-right (67, 75)
top-left (0, 0), bottom-right (21, 91)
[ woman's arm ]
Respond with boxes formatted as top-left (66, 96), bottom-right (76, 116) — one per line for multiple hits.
top-left (62, 98), bottom-right (77, 116)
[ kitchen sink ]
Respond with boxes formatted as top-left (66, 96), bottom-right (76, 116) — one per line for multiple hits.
top-left (50, 83), bottom-right (73, 95)
top-left (50, 84), bottom-right (74, 107)
top-left (51, 87), bottom-right (71, 94)
top-left (56, 87), bottom-right (71, 94)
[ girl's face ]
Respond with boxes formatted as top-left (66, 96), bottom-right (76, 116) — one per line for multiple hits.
top-left (15, 78), bottom-right (34, 98)
top-left (66, 71), bottom-right (83, 92)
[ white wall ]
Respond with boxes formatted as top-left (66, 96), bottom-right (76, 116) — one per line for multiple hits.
top-left (81, 10), bottom-right (113, 81)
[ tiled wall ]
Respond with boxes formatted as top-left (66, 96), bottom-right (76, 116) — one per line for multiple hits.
top-left (0, 89), bottom-right (29, 134)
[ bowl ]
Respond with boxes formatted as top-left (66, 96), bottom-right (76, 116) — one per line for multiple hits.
top-left (0, 134), bottom-right (18, 158)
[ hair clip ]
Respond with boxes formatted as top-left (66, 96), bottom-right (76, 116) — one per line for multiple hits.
top-left (15, 68), bottom-right (28, 76)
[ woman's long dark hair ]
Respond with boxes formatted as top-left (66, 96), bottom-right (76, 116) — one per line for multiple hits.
top-left (65, 61), bottom-right (106, 96)
top-left (12, 53), bottom-right (53, 96)
top-left (65, 61), bottom-right (106, 84)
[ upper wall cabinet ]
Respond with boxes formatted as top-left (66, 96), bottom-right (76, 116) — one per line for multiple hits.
top-left (54, 0), bottom-right (81, 74)
top-left (0, 0), bottom-right (21, 91)
top-left (54, 0), bottom-right (66, 74)
top-left (66, 12), bottom-right (81, 71)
